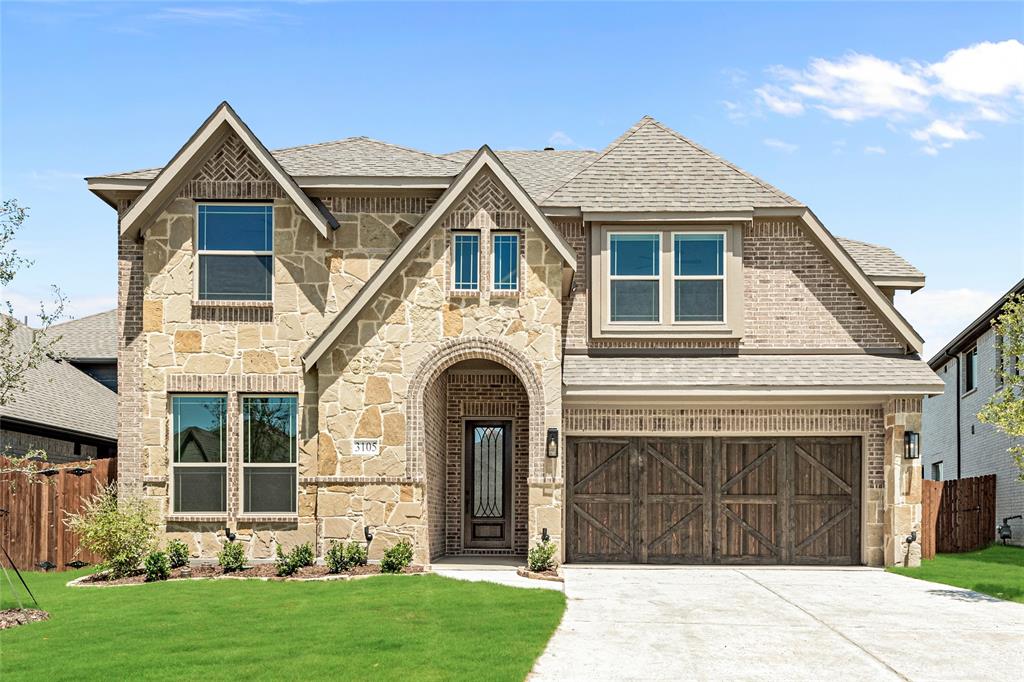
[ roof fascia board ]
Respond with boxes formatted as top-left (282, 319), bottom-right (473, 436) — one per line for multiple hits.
top-left (583, 210), bottom-right (753, 223)
top-left (86, 177), bottom-right (151, 191)
top-left (542, 206), bottom-right (583, 217)
top-left (758, 207), bottom-right (925, 354)
top-left (927, 276), bottom-right (1024, 367)
top-left (119, 102), bottom-right (331, 239)
top-left (563, 385), bottom-right (944, 398)
top-left (302, 146), bottom-right (577, 371)
top-left (871, 277), bottom-right (925, 291)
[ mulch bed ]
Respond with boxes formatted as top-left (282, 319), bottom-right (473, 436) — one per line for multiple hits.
top-left (74, 563), bottom-right (425, 586)
top-left (0, 609), bottom-right (49, 630)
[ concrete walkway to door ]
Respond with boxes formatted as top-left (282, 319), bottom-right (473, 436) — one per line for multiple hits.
top-left (530, 566), bottom-right (1023, 681)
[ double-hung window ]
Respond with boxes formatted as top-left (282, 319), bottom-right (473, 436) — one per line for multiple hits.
top-left (609, 233), bottom-right (661, 322)
top-left (673, 233), bottom-right (725, 322)
top-left (241, 396), bottom-right (298, 515)
top-left (492, 233), bottom-right (519, 291)
top-left (452, 232), bottom-right (480, 291)
top-left (197, 204), bottom-right (273, 301)
top-left (171, 395), bottom-right (228, 514)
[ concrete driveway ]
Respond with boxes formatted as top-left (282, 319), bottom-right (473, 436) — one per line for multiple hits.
top-left (531, 567), bottom-right (1024, 681)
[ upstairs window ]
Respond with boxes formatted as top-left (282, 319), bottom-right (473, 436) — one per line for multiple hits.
top-left (963, 346), bottom-right (978, 393)
top-left (673, 233), bottom-right (725, 322)
top-left (241, 396), bottom-right (298, 515)
top-left (453, 232), bottom-right (480, 291)
top-left (609, 233), bottom-right (661, 322)
top-left (171, 395), bottom-right (227, 514)
top-left (197, 204), bottom-right (273, 301)
top-left (492, 233), bottom-right (520, 291)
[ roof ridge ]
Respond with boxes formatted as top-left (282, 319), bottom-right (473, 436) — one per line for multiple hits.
top-left (645, 118), bottom-right (802, 206)
top-left (541, 116), bottom-right (657, 204)
top-left (271, 136), bottom-right (459, 166)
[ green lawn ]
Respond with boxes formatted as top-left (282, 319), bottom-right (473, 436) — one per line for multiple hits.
top-left (887, 544), bottom-right (1024, 603)
top-left (0, 570), bottom-right (565, 681)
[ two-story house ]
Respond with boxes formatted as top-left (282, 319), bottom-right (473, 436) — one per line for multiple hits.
top-left (87, 103), bottom-right (942, 567)
top-left (923, 278), bottom-right (1024, 545)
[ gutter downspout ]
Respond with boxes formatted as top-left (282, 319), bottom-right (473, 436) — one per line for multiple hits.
top-left (946, 350), bottom-right (962, 479)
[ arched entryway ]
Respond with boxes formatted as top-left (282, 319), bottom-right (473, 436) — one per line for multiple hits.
top-left (407, 338), bottom-right (544, 560)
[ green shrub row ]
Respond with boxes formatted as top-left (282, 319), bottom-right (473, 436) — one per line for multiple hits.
top-left (275, 542), bottom-right (315, 576)
top-left (325, 540), bottom-right (368, 573)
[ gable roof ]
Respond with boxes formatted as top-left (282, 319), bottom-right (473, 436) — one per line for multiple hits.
top-left (51, 309), bottom-right (118, 361)
top-left (544, 116), bottom-right (802, 212)
top-left (0, 321), bottom-right (117, 441)
top-left (117, 102), bottom-right (335, 240)
top-left (442, 149), bottom-right (599, 201)
top-left (302, 145), bottom-right (578, 371)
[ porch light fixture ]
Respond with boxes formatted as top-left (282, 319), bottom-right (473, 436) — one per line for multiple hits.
top-left (364, 525), bottom-right (374, 544)
top-left (903, 431), bottom-right (920, 460)
top-left (546, 428), bottom-right (559, 458)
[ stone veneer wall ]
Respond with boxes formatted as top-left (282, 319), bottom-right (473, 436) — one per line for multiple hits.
top-left (884, 398), bottom-right (923, 567)
top-left (444, 370), bottom-right (529, 556)
top-left (563, 404), bottom-right (905, 566)
top-left (557, 217), bottom-right (905, 352)
top-left (126, 132), bottom-right (564, 564)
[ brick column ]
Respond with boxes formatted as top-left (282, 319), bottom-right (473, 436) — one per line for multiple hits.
top-left (117, 232), bottom-right (145, 496)
top-left (884, 397), bottom-right (923, 567)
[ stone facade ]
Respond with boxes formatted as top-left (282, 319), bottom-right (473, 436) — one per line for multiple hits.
top-left (116, 131), bottom-right (925, 568)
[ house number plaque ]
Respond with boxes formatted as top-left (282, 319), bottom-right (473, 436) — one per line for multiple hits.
top-left (353, 439), bottom-right (380, 456)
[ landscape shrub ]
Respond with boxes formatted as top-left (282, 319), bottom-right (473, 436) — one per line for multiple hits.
top-left (144, 551), bottom-right (171, 582)
top-left (218, 541), bottom-right (246, 572)
top-left (166, 539), bottom-right (189, 569)
top-left (275, 542), bottom-right (315, 577)
top-left (325, 541), bottom-right (348, 573)
top-left (344, 541), bottom-right (368, 567)
top-left (380, 540), bottom-right (413, 574)
top-left (527, 540), bottom-right (557, 573)
top-left (64, 484), bottom-right (156, 578)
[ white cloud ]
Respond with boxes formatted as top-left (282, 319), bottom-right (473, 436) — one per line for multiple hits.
top-left (864, 145), bottom-right (887, 155)
top-left (150, 7), bottom-right (287, 24)
top-left (929, 39), bottom-right (1024, 101)
top-left (755, 85), bottom-right (804, 116)
top-left (921, 145), bottom-right (939, 157)
top-left (895, 288), bottom-right (1000, 357)
top-left (752, 39), bottom-right (1023, 153)
top-left (547, 131), bottom-right (576, 148)
top-left (763, 138), bottom-right (798, 153)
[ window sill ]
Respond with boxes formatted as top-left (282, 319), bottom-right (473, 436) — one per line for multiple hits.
top-left (490, 290), bottom-right (520, 299)
top-left (192, 300), bottom-right (274, 309)
top-left (166, 514), bottom-right (228, 523)
top-left (594, 325), bottom-right (740, 340)
top-left (237, 514), bottom-right (299, 524)
top-left (449, 290), bottom-right (481, 299)
top-left (961, 388), bottom-right (978, 399)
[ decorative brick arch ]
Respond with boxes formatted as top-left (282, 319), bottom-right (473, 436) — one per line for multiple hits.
top-left (406, 336), bottom-right (546, 481)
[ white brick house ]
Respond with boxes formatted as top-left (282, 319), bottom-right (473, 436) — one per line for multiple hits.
top-left (87, 102), bottom-right (943, 567)
top-left (923, 278), bottom-right (1024, 545)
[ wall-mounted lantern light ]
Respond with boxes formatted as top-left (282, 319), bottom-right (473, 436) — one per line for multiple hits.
top-left (546, 428), bottom-right (559, 458)
top-left (364, 525), bottom-right (374, 544)
top-left (903, 431), bottom-right (920, 460)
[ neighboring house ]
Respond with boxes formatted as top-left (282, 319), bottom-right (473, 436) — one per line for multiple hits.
top-left (922, 278), bottom-right (1024, 545)
top-left (0, 311), bottom-right (118, 464)
top-left (87, 102), bottom-right (942, 567)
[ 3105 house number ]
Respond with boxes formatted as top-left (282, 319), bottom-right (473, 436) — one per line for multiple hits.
top-left (353, 439), bottom-right (380, 456)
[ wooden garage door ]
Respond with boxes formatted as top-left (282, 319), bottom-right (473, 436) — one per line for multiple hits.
top-left (566, 436), bottom-right (860, 565)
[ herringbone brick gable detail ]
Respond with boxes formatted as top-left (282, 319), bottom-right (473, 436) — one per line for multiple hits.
top-left (441, 171), bottom-right (530, 230)
top-left (177, 131), bottom-right (286, 200)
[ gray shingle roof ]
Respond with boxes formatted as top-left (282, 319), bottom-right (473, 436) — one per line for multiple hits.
top-left (563, 354), bottom-right (943, 393)
top-left (52, 309), bottom-right (118, 361)
top-left (836, 238), bottom-right (924, 281)
top-left (0, 322), bottom-right (117, 440)
top-left (102, 137), bottom-right (463, 180)
top-left (443, 149), bottom-right (599, 201)
top-left (544, 116), bottom-right (802, 211)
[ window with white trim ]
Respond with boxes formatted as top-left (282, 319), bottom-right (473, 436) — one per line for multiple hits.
top-left (171, 395), bottom-right (227, 514)
top-left (492, 233), bottom-right (519, 291)
top-left (241, 396), bottom-right (298, 515)
top-left (197, 204), bottom-right (273, 301)
top-left (452, 232), bottom-right (480, 291)
top-left (673, 233), bottom-right (725, 322)
top-left (609, 233), bottom-right (661, 322)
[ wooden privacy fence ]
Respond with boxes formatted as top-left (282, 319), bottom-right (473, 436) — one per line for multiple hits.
top-left (921, 474), bottom-right (996, 560)
top-left (0, 457), bottom-right (117, 571)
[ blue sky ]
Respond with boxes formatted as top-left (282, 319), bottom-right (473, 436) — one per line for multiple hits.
top-left (2, 1), bottom-right (1022, 355)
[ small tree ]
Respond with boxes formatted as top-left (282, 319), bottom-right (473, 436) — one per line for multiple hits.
top-left (64, 485), bottom-right (157, 577)
top-left (0, 198), bottom-right (67, 479)
top-left (978, 293), bottom-right (1024, 480)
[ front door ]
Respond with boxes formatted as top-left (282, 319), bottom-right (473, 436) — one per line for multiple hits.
top-left (464, 421), bottom-right (513, 549)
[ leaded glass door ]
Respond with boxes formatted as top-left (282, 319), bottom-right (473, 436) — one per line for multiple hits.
top-left (464, 421), bottom-right (513, 549)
